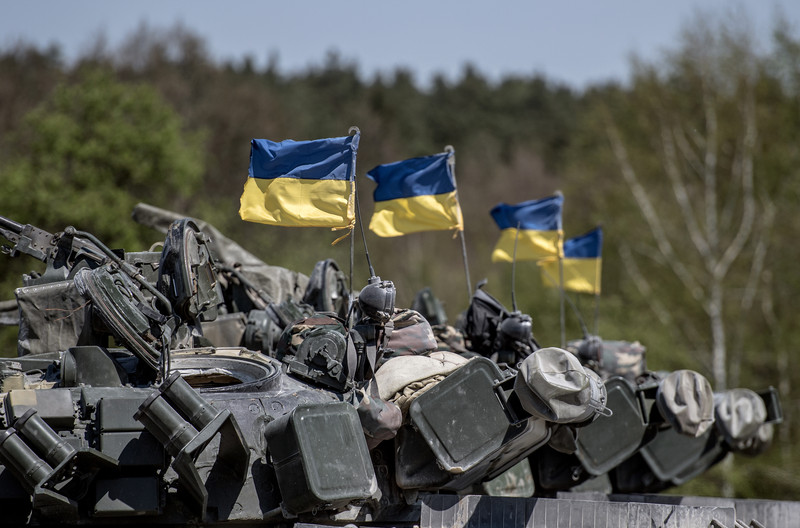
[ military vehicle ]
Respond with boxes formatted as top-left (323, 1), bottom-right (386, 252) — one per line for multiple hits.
top-left (0, 205), bottom-right (791, 528)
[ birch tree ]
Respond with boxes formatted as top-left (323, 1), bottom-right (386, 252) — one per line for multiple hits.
top-left (601, 15), bottom-right (773, 391)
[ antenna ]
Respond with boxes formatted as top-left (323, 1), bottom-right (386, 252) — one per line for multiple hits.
top-left (565, 290), bottom-right (591, 338)
top-left (354, 184), bottom-right (375, 278)
top-left (539, 265), bottom-right (591, 338)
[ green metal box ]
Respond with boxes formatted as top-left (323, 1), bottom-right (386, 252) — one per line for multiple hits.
top-left (398, 357), bottom-right (549, 491)
top-left (264, 402), bottom-right (377, 514)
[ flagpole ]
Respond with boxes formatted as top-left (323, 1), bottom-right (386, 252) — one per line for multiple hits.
top-left (558, 230), bottom-right (566, 347)
top-left (511, 222), bottom-right (521, 312)
top-left (593, 248), bottom-right (601, 335)
top-left (593, 293), bottom-right (600, 335)
top-left (539, 265), bottom-right (589, 337)
top-left (445, 145), bottom-right (473, 300)
top-left (348, 126), bottom-right (374, 330)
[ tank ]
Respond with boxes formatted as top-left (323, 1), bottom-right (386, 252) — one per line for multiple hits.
top-left (0, 206), bottom-right (791, 528)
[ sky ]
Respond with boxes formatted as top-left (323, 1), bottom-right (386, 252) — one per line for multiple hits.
top-left (2, 1), bottom-right (799, 90)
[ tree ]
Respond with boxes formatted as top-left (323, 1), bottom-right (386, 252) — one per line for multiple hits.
top-left (0, 68), bottom-right (206, 247)
top-left (566, 14), bottom-right (778, 393)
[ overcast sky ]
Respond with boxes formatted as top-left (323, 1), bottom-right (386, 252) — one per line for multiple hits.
top-left (2, 1), bottom-right (799, 89)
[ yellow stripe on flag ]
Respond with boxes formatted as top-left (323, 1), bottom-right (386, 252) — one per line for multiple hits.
top-left (369, 191), bottom-right (463, 237)
top-left (538, 257), bottom-right (602, 295)
top-left (239, 177), bottom-right (354, 228)
top-left (491, 228), bottom-right (562, 263)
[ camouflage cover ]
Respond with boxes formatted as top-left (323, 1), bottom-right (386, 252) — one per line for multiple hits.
top-left (15, 280), bottom-right (91, 356)
top-left (431, 324), bottom-right (469, 354)
top-left (385, 309), bottom-right (438, 358)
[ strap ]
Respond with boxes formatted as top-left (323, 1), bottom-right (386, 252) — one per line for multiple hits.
top-left (346, 330), bottom-right (361, 386)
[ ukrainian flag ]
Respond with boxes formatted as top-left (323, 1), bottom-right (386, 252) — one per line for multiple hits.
top-left (239, 133), bottom-right (359, 227)
top-left (367, 151), bottom-right (464, 237)
top-left (490, 195), bottom-right (564, 262)
top-left (539, 227), bottom-right (603, 295)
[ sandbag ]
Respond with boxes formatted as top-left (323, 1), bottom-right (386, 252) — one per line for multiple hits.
top-left (374, 351), bottom-right (469, 400)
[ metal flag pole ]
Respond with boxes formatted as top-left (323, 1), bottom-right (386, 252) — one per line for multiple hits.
top-left (558, 230), bottom-right (566, 347)
top-left (347, 126), bottom-right (371, 328)
top-left (593, 292), bottom-right (600, 336)
top-left (540, 265), bottom-right (590, 338)
top-left (445, 145), bottom-right (473, 300)
top-left (593, 248), bottom-right (601, 335)
top-left (511, 222), bottom-right (521, 312)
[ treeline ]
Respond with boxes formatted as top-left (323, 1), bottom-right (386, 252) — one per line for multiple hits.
top-left (1, 13), bottom-right (799, 498)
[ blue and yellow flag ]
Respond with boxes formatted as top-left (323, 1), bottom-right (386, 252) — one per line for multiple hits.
top-left (539, 227), bottom-right (603, 295)
top-left (490, 195), bottom-right (564, 262)
top-left (367, 151), bottom-right (464, 237)
top-left (239, 133), bottom-right (359, 227)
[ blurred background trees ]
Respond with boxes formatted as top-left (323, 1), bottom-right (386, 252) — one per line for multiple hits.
top-left (1, 8), bottom-right (798, 499)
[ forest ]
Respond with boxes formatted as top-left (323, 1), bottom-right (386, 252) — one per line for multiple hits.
top-left (1, 11), bottom-right (799, 499)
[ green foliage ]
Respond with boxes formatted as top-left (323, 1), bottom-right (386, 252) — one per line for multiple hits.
top-left (0, 69), bottom-right (205, 247)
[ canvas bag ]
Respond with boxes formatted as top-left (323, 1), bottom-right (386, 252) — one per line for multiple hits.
top-left (655, 369), bottom-right (715, 437)
top-left (458, 284), bottom-right (509, 354)
top-left (513, 347), bottom-right (608, 424)
top-left (384, 309), bottom-right (438, 359)
top-left (373, 351), bottom-right (470, 415)
top-left (349, 378), bottom-right (402, 449)
top-left (714, 388), bottom-right (767, 445)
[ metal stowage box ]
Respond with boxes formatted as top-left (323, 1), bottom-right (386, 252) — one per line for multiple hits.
top-left (398, 357), bottom-right (549, 491)
top-left (575, 376), bottom-right (648, 475)
top-left (264, 402), bottom-right (378, 514)
top-left (409, 358), bottom-right (510, 473)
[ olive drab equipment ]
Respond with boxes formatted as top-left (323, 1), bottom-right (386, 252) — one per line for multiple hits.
top-left (157, 219), bottom-right (220, 325)
top-left (275, 315), bottom-right (351, 391)
top-left (349, 276), bottom-right (397, 381)
top-left (458, 282), bottom-right (539, 364)
top-left (494, 312), bottom-right (538, 364)
top-left (381, 309), bottom-right (438, 362)
top-left (394, 356), bottom-right (551, 491)
top-left (74, 266), bottom-right (174, 373)
top-left (242, 300), bottom-right (314, 355)
top-left (568, 335), bottom-right (647, 381)
top-left (263, 402), bottom-right (379, 514)
top-left (411, 287), bottom-right (448, 326)
top-left (302, 258), bottom-right (350, 320)
top-left (356, 276), bottom-right (396, 324)
top-left (0, 209), bottom-right (789, 527)
top-left (458, 282), bottom-right (509, 354)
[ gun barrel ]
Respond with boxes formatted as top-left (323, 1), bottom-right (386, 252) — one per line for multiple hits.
top-left (0, 215), bottom-right (24, 235)
top-left (0, 216), bottom-right (55, 262)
